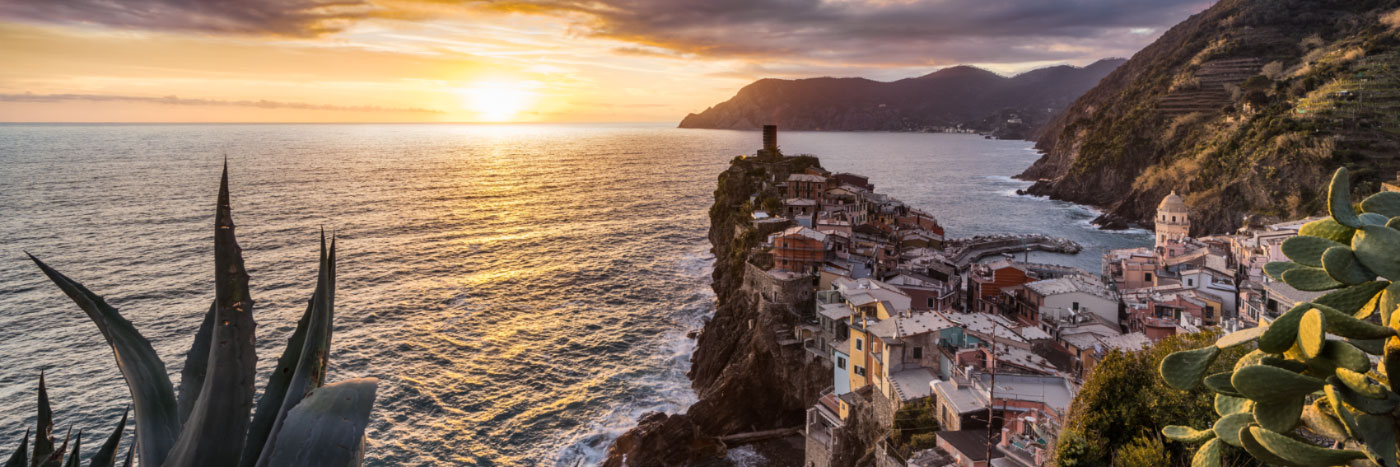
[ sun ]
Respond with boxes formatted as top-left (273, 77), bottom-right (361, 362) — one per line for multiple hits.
top-left (457, 81), bottom-right (535, 122)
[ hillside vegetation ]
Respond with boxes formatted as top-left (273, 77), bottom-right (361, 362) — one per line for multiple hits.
top-left (1021, 0), bottom-right (1400, 234)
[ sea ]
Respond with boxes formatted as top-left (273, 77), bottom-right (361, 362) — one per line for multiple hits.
top-left (0, 123), bottom-right (1150, 466)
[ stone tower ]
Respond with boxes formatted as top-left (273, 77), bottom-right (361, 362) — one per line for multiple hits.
top-left (757, 125), bottom-right (780, 161)
top-left (1156, 190), bottom-right (1190, 249)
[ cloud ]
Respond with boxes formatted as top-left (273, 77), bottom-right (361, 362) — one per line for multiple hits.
top-left (462, 0), bottom-right (1212, 66)
top-left (0, 92), bottom-right (443, 113)
top-left (0, 0), bottom-right (375, 36)
top-left (0, 0), bottom-right (1214, 66)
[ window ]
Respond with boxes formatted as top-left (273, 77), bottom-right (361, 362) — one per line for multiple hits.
top-left (1072, 301), bottom-right (1080, 311)
top-left (1187, 278), bottom-right (1194, 287)
top-left (855, 365), bottom-right (866, 377)
top-left (927, 297), bottom-right (935, 308)
top-left (1144, 273), bottom-right (1153, 282)
top-left (837, 357), bottom-right (846, 370)
top-left (912, 347), bottom-right (923, 359)
top-left (856, 339), bottom-right (863, 351)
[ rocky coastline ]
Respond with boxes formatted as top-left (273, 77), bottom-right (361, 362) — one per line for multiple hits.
top-left (603, 156), bottom-right (847, 466)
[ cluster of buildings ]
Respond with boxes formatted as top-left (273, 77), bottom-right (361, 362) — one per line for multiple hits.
top-left (737, 128), bottom-right (1312, 466)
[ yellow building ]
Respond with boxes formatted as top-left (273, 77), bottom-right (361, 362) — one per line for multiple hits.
top-left (846, 300), bottom-right (898, 391)
top-left (1156, 190), bottom-right (1190, 249)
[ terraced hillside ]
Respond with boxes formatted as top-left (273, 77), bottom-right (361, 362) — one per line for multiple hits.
top-left (1020, 0), bottom-right (1400, 234)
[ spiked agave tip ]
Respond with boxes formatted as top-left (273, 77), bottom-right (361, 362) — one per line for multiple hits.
top-left (218, 159), bottom-right (231, 215)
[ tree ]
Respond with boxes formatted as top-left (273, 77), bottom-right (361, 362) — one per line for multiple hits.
top-left (1052, 330), bottom-right (1253, 466)
top-left (1112, 433), bottom-right (1169, 467)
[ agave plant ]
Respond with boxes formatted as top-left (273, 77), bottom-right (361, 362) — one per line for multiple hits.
top-left (9, 165), bottom-right (378, 467)
top-left (4, 374), bottom-right (130, 467)
top-left (1158, 167), bottom-right (1400, 467)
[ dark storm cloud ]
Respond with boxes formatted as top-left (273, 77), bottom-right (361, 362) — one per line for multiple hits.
top-left (468, 0), bottom-right (1212, 64)
top-left (0, 0), bottom-right (1214, 64)
top-left (0, 93), bottom-right (442, 113)
top-left (0, 0), bottom-right (374, 36)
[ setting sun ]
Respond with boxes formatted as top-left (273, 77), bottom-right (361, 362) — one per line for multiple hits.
top-left (458, 81), bottom-right (536, 122)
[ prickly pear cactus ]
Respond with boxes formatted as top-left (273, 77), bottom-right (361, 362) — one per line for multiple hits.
top-left (1159, 167), bottom-right (1400, 467)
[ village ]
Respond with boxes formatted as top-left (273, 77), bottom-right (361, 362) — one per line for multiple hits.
top-left (731, 127), bottom-right (1328, 467)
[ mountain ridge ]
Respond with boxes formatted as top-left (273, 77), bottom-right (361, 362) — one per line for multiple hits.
top-left (678, 59), bottom-right (1127, 139)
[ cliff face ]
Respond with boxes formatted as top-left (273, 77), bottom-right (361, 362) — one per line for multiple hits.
top-left (678, 60), bottom-right (1124, 137)
top-left (1021, 0), bottom-right (1400, 234)
top-left (604, 157), bottom-right (833, 466)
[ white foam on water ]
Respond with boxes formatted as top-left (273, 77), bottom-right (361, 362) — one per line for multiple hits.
top-left (551, 248), bottom-right (713, 466)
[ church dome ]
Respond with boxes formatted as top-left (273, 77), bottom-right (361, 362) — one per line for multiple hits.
top-left (1158, 190), bottom-right (1188, 213)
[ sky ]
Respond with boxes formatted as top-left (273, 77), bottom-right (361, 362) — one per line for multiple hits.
top-left (0, 0), bottom-right (1215, 123)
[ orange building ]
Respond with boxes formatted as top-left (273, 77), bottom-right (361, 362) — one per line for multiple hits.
top-left (770, 226), bottom-right (829, 274)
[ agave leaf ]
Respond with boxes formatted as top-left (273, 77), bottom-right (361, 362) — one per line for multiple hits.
top-left (1191, 438), bottom-right (1221, 467)
top-left (263, 378), bottom-right (378, 467)
top-left (177, 301), bottom-right (217, 425)
top-left (5, 429), bottom-right (28, 467)
top-left (1264, 261), bottom-right (1302, 281)
top-left (1282, 267), bottom-right (1344, 291)
top-left (1361, 190), bottom-right (1400, 217)
top-left (25, 257), bottom-right (179, 467)
top-left (1213, 412), bottom-right (1254, 447)
top-left (1250, 425), bottom-right (1366, 466)
top-left (1252, 397), bottom-right (1304, 433)
top-left (241, 294), bottom-right (317, 467)
top-left (88, 407), bottom-right (126, 467)
top-left (31, 373), bottom-right (53, 467)
top-left (1260, 303), bottom-right (1310, 353)
top-left (60, 432), bottom-right (78, 467)
top-left (43, 428), bottom-right (69, 467)
top-left (1300, 218), bottom-right (1355, 244)
top-left (1232, 365), bottom-right (1325, 402)
top-left (1159, 346), bottom-right (1220, 391)
top-left (1329, 167), bottom-right (1361, 229)
top-left (1352, 225), bottom-right (1400, 280)
top-left (1283, 236), bottom-right (1344, 268)
top-left (1313, 281), bottom-right (1387, 318)
top-left (254, 235), bottom-right (337, 467)
top-left (165, 165), bottom-right (259, 467)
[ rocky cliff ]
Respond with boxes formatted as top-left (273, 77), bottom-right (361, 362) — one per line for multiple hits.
top-left (603, 157), bottom-right (839, 466)
top-left (1020, 0), bottom-right (1400, 234)
top-left (678, 60), bottom-right (1124, 138)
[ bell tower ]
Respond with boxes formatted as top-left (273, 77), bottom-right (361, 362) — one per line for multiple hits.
top-left (1156, 190), bottom-right (1190, 249)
